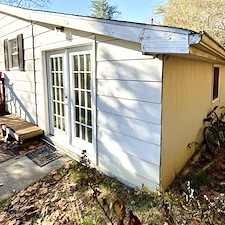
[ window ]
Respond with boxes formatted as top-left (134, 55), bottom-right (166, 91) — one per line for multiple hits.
top-left (213, 66), bottom-right (220, 100)
top-left (10, 39), bottom-right (19, 68)
top-left (4, 34), bottom-right (24, 71)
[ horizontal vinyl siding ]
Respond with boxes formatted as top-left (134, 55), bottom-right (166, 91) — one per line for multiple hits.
top-left (98, 142), bottom-right (160, 190)
top-left (0, 15), bottom-right (37, 123)
top-left (96, 37), bottom-right (162, 190)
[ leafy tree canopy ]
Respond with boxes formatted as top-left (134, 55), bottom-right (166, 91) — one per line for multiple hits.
top-left (155, 0), bottom-right (225, 47)
top-left (0, 0), bottom-right (50, 9)
top-left (90, 0), bottom-right (121, 19)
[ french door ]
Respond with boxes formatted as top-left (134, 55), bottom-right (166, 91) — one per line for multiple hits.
top-left (47, 48), bottom-right (93, 152)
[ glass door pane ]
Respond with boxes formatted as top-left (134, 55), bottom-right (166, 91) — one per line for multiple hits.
top-left (72, 53), bottom-right (92, 143)
top-left (50, 56), bottom-right (66, 132)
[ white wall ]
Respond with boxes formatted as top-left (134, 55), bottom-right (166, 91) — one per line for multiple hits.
top-left (0, 15), bottom-right (38, 123)
top-left (96, 36), bottom-right (163, 189)
top-left (0, 12), bottom-right (163, 190)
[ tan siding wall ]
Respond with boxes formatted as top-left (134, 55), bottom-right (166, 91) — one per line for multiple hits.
top-left (161, 56), bottom-right (225, 189)
top-left (96, 36), bottom-right (163, 189)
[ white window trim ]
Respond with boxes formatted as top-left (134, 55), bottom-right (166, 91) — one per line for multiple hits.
top-left (212, 64), bottom-right (220, 103)
top-left (9, 39), bottom-right (19, 69)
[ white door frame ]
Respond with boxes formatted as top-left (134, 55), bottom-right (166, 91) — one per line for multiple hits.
top-left (46, 50), bottom-right (69, 142)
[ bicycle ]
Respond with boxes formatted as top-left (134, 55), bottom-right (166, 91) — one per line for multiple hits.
top-left (203, 106), bottom-right (225, 154)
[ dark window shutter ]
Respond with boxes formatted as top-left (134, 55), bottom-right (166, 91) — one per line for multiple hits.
top-left (3, 39), bottom-right (9, 71)
top-left (17, 34), bottom-right (25, 71)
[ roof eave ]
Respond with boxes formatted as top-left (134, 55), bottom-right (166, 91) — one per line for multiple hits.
top-left (190, 32), bottom-right (225, 61)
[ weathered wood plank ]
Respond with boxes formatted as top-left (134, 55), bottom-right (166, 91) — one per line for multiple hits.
top-left (0, 114), bottom-right (43, 141)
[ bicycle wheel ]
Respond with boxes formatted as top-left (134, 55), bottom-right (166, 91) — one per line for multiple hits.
top-left (203, 127), bottom-right (220, 153)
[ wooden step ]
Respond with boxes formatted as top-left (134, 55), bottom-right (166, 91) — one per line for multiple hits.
top-left (0, 114), bottom-right (43, 141)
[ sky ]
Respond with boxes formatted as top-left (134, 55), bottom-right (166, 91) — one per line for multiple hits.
top-left (48, 0), bottom-right (165, 24)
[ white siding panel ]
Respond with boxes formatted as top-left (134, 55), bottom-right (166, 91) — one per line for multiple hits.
top-left (24, 37), bottom-right (33, 50)
top-left (98, 111), bottom-right (161, 145)
top-left (98, 80), bottom-right (162, 103)
top-left (0, 17), bottom-right (17, 29)
top-left (9, 81), bottom-right (34, 92)
top-left (98, 127), bottom-right (160, 165)
top-left (36, 103), bottom-right (45, 116)
top-left (97, 59), bottom-right (162, 81)
top-left (1, 22), bottom-right (30, 38)
top-left (35, 71), bottom-right (44, 83)
top-left (24, 49), bottom-right (33, 61)
top-left (97, 39), bottom-right (152, 61)
top-left (34, 48), bottom-right (41, 60)
top-left (97, 95), bottom-right (161, 124)
top-left (33, 23), bottom-right (53, 36)
top-left (0, 45), bottom-right (3, 55)
top-left (25, 59), bottom-right (34, 71)
top-left (34, 58), bottom-right (42, 71)
top-left (98, 142), bottom-right (160, 190)
top-left (36, 82), bottom-right (44, 95)
top-left (5, 104), bottom-right (36, 124)
top-left (3, 71), bottom-right (34, 82)
top-left (5, 89), bottom-right (35, 103)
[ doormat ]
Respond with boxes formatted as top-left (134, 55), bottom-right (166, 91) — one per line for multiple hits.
top-left (26, 144), bottom-right (63, 167)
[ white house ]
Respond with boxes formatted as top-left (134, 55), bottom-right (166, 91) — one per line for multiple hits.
top-left (1, 3), bottom-right (225, 190)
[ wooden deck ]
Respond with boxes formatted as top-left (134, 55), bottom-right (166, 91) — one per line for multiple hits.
top-left (0, 114), bottom-right (43, 141)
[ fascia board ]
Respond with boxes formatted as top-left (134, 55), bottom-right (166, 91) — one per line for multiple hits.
top-left (0, 4), bottom-right (143, 43)
top-left (189, 32), bottom-right (225, 60)
top-left (0, 3), bottom-right (197, 46)
top-left (141, 29), bottom-right (190, 54)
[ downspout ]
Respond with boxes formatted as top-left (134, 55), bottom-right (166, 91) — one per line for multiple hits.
top-left (31, 21), bottom-right (38, 125)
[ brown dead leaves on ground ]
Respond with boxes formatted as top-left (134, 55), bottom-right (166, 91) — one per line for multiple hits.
top-left (1, 151), bottom-right (225, 225)
top-left (0, 162), bottom-right (86, 225)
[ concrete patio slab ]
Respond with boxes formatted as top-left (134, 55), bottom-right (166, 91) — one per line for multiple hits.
top-left (0, 151), bottom-right (72, 200)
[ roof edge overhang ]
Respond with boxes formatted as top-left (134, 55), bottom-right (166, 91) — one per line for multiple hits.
top-left (1, 3), bottom-right (225, 63)
top-left (0, 3), bottom-right (181, 44)
top-left (142, 30), bottom-right (225, 63)
top-left (189, 32), bottom-right (225, 62)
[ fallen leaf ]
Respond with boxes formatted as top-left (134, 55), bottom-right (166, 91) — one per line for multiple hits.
top-left (51, 170), bottom-right (58, 175)
top-left (39, 188), bottom-right (48, 195)
top-left (199, 186), bottom-right (208, 192)
top-left (28, 145), bottom-right (36, 150)
top-left (20, 197), bottom-right (26, 203)
top-left (53, 175), bottom-right (62, 181)
top-left (0, 212), bottom-right (8, 224)
top-left (128, 210), bottom-right (141, 225)
top-left (64, 160), bottom-right (73, 169)
top-left (113, 199), bottom-right (126, 221)
top-left (7, 219), bottom-right (18, 225)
